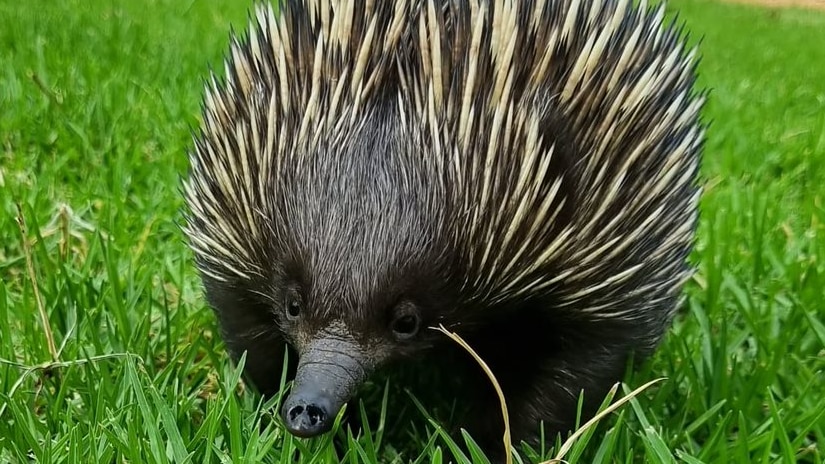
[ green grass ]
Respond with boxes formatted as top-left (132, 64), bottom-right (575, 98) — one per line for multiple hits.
top-left (1, 0), bottom-right (824, 462)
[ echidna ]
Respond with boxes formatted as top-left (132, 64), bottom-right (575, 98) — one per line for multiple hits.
top-left (183, 0), bottom-right (704, 455)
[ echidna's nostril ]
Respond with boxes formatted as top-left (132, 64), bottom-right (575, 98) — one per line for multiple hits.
top-left (287, 405), bottom-right (304, 422)
top-left (305, 404), bottom-right (325, 426)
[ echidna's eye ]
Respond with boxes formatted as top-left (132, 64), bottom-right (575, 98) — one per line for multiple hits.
top-left (390, 309), bottom-right (420, 340)
top-left (285, 292), bottom-right (301, 320)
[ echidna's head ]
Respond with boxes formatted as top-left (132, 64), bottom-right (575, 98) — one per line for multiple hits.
top-left (193, 99), bottom-right (463, 436)
top-left (262, 117), bottom-right (462, 437)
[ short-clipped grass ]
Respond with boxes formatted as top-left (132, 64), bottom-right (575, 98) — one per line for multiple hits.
top-left (1, 0), bottom-right (823, 462)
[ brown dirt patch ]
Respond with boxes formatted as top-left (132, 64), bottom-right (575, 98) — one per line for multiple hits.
top-left (722, 0), bottom-right (825, 10)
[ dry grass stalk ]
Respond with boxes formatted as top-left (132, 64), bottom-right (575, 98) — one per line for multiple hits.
top-left (15, 203), bottom-right (59, 362)
top-left (434, 324), bottom-right (513, 464)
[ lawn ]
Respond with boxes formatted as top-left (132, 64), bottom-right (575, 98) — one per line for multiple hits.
top-left (1, 0), bottom-right (824, 462)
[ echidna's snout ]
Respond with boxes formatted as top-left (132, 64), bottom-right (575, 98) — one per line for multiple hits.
top-left (281, 332), bottom-right (369, 438)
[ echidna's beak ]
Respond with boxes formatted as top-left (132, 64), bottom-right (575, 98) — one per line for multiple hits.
top-left (280, 334), bottom-right (368, 438)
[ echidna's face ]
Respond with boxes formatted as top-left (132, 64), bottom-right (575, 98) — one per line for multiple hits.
top-left (264, 249), bottom-right (453, 438)
top-left (202, 109), bottom-right (458, 438)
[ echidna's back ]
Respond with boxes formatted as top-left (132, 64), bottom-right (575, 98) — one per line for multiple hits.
top-left (403, 0), bottom-right (704, 348)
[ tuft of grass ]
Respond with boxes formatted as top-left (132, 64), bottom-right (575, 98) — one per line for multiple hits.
top-left (1, 0), bottom-right (823, 462)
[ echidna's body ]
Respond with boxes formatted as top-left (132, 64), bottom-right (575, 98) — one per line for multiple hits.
top-left (184, 0), bottom-right (704, 456)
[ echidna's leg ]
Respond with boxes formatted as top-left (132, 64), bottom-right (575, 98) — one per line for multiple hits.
top-left (202, 278), bottom-right (296, 397)
top-left (457, 304), bottom-right (637, 456)
top-left (502, 344), bottom-right (631, 445)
